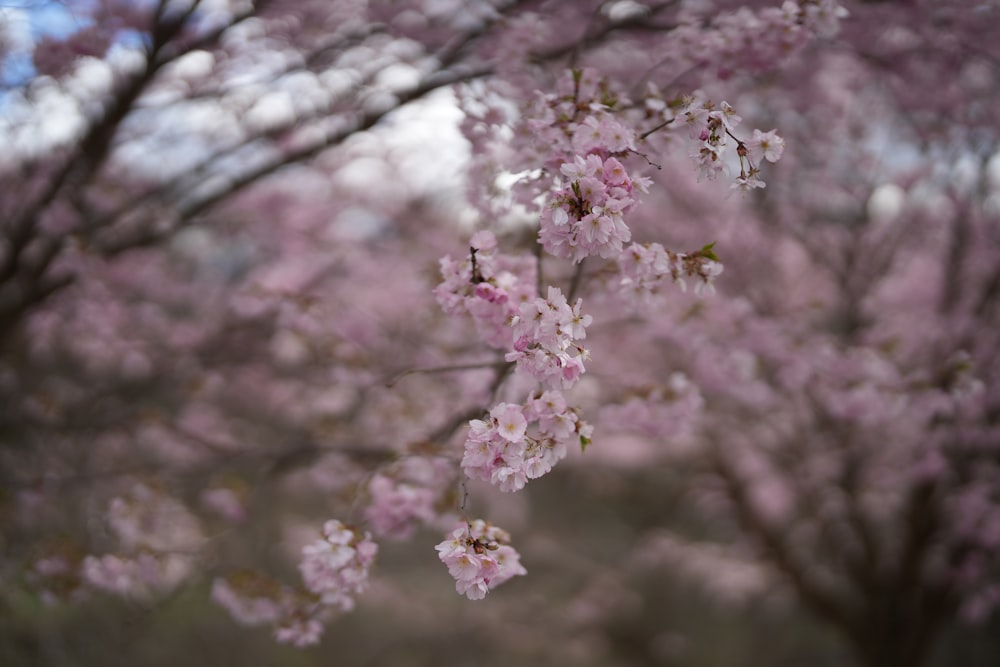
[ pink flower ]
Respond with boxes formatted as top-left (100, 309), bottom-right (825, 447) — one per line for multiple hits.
top-left (436, 520), bottom-right (526, 600)
top-left (364, 474), bottom-right (436, 540)
top-left (603, 157), bottom-right (629, 185)
top-left (274, 615), bottom-right (324, 648)
top-left (541, 155), bottom-right (637, 263)
top-left (615, 242), bottom-right (726, 305)
top-left (469, 230), bottom-right (497, 251)
top-left (746, 129), bottom-right (785, 163)
top-left (491, 402), bottom-right (528, 442)
top-left (434, 231), bottom-right (537, 349)
top-left (506, 287), bottom-right (591, 389)
top-left (211, 576), bottom-right (283, 627)
top-left (298, 520), bottom-right (377, 612)
top-left (731, 175), bottom-right (767, 193)
top-left (462, 390), bottom-right (588, 492)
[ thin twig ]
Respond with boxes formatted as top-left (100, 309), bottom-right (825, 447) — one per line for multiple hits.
top-left (639, 117), bottom-right (675, 140)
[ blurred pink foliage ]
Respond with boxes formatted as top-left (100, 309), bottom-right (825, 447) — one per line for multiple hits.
top-left (2, 1), bottom-right (999, 666)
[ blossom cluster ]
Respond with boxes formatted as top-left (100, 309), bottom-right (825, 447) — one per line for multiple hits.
top-left (434, 230), bottom-right (537, 348)
top-left (539, 154), bottom-right (647, 263)
top-left (459, 69), bottom-right (647, 223)
top-left (435, 519), bottom-right (527, 600)
top-left (520, 68), bottom-right (637, 171)
top-left (71, 484), bottom-right (204, 601)
top-left (82, 552), bottom-right (190, 600)
top-left (299, 520), bottom-right (377, 612)
top-left (664, 0), bottom-right (848, 78)
top-left (676, 97), bottom-right (784, 189)
top-left (212, 519), bottom-right (377, 647)
top-left (462, 391), bottom-right (592, 493)
top-left (106, 483), bottom-right (204, 552)
top-left (365, 456), bottom-right (453, 540)
top-left (211, 573), bottom-right (286, 628)
top-left (618, 241), bottom-right (725, 304)
top-left (506, 285), bottom-right (592, 388)
top-left (211, 573), bottom-right (327, 648)
top-left (679, 98), bottom-right (740, 181)
top-left (600, 372), bottom-right (706, 445)
top-left (365, 474), bottom-right (436, 539)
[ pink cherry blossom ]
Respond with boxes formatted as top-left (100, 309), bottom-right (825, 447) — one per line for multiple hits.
top-left (435, 520), bottom-right (526, 600)
top-left (298, 520), bottom-right (377, 611)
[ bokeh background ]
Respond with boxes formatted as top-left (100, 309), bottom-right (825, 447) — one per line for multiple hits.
top-left (2, 1), bottom-right (999, 666)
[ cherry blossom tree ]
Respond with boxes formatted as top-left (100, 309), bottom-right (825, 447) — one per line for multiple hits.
top-left (622, 5), bottom-right (1000, 666)
top-left (1, 1), bottom-right (998, 666)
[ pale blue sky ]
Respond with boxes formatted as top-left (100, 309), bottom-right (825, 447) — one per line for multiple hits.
top-left (1, 0), bottom-right (95, 86)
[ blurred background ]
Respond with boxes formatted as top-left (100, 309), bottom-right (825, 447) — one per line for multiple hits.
top-left (2, 1), bottom-right (1000, 666)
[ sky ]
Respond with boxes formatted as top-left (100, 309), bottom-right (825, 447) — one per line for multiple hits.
top-left (0, 0), bottom-right (471, 204)
top-left (0, 0), bottom-right (92, 82)
top-left (0, 0), bottom-right (92, 86)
